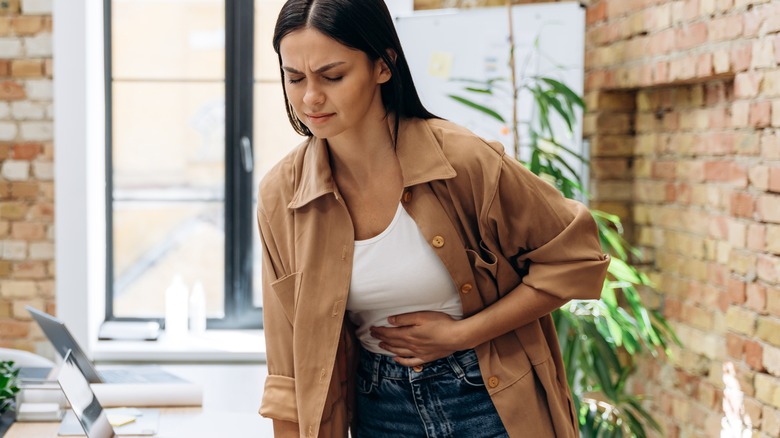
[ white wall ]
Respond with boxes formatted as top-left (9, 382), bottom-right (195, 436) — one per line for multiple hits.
top-left (53, 0), bottom-right (106, 355)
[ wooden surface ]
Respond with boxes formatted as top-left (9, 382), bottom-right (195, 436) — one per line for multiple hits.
top-left (5, 363), bottom-right (274, 438)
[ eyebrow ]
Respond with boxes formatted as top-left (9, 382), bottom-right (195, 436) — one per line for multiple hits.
top-left (282, 61), bottom-right (346, 75)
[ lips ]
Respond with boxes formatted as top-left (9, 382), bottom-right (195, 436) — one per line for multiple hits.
top-left (306, 113), bottom-right (335, 125)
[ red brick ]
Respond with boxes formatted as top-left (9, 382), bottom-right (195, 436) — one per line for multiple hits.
top-left (591, 158), bottom-right (631, 180)
top-left (587, 0), bottom-right (607, 25)
top-left (0, 320), bottom-right (30, 339)
top-left (12, 142), bottom-right (41, 160)
top-left (746, 282), bottom-right (767, 312)
top-left (745, 341), bottom-right (765, 371)
top-left (676, 22), bottom-right (708, 51)
top-left (696, 52), bottom-right (713, 78)
top-left (769, 167), bottom-right (780, 193)
top-left (0, 60), bottom-right (9, 77)
top-left (728, 277), bottom-right (747, 304)
top-left (726, 332), bottom-right (745, 359)
top-left (750, 101), bottom-right (772, 128)
top-left (9, 182), bottom-right (36, 199)
top-left (11, 16), bottom-right (43, 35)
top-left (708, 107), bottom-right (730, 129)
top-left (731, 43), bottom-right (753, 72)
top-left (0, 143), bottom-right (9, 159)
top-left (0, 80), bottom-right (25, 100)
top-left (704, 161), bottom-right (731, 181)
top-left (747, 223), bottom-right (766, 251)
top-left (652, 161), bottom-right (677, 180)
top-left (730, 192), bottom-right (755, 218)
top-left (10, 222), bottom-right (45, 240)
top-left (709, 13), bottom-right (743, 42)
top-left (13, 261), bottom-right (47, 279)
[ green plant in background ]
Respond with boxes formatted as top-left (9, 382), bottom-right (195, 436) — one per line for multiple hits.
top-left (0, 361), bottom-right (20, 414)
top-left (448, 3), bottom-right (680, 437)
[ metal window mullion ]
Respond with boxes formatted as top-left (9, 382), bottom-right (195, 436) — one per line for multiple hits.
top-left (223, 0), bottom-right (258, 329)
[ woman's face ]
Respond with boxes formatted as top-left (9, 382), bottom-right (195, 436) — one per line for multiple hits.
top-left (279, 27), bottom-right (391, 140)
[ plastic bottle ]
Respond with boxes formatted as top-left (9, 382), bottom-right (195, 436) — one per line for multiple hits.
top-left (164, 275), bottom-right (189, 339)
top-left (189, 281), bottom-right (207, 334)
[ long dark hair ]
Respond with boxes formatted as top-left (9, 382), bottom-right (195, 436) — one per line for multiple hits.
top-left (272, 0), bottom-right (437, 138)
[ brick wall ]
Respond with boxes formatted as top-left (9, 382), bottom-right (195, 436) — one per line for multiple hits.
top-left (0, 0), bottom-right (54, 354)
top-left (418, 0), bottom-right (780, 437)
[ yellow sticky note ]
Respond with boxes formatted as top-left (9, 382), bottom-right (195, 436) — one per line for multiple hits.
top-left (107, 414), bottom-right (137, 427)
top-left (428, 52), bottom-right (453, 79)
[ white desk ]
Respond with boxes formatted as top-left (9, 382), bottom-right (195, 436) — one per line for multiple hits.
top-left (5, 363), bottom-right (274, 438)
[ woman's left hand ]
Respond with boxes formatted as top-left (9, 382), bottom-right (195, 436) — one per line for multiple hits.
top-left (369, 311), bottom-right (471, 367)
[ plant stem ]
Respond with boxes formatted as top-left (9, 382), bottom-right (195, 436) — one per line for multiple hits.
top-left (506, 0), bottom-right (520, 159)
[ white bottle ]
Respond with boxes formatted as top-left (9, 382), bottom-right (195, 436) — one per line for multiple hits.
top-left (189, 281), bottom-right (207, 335)
top-left (165, 275), bottom-right (189, 339)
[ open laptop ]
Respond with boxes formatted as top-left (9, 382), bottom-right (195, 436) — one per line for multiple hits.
top-left (58, 350), bottom-right (159, 437)
top-left (27, 306), bottom-right (184, 385)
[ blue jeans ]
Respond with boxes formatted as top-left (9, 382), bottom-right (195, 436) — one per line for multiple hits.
top-left (355, 348), bottom-right (509, 438)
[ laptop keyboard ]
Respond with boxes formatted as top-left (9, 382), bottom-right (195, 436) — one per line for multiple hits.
top-left (99, 368), bottom-right (186, 384)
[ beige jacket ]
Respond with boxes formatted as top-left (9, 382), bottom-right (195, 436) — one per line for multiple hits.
top-left (257, 117), bottom-right (610, 437)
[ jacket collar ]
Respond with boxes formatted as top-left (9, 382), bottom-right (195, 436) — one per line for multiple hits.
top-left (288, 117), bottom-right (457, 209)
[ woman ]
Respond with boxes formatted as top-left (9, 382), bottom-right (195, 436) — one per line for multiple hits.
top-left (257, 1), bottom-right (610, 436)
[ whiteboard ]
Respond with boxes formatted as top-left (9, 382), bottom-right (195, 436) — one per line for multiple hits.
top-left (395, 3), bottom-right (587, 189)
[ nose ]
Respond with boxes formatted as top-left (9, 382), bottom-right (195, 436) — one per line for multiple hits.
top-left (303, 82), bottom-right (324, 108)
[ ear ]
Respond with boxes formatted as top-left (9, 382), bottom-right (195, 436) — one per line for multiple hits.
top-left (376, 49), bottom-right (397, 84)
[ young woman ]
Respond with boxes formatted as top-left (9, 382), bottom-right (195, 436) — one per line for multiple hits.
top-left (257, 1), bottom-right (610, 436)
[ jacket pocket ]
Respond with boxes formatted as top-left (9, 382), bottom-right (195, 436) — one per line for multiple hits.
top-left (270, 272), bottom-right (301, 325)
top-left (466, 240), bottom-right (498, 276)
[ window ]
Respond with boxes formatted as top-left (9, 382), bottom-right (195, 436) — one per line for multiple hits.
top-left (105, 0), bottom-right (300, 328)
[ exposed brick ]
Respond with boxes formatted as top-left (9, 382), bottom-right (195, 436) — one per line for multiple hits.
top-left (726, 305), bottom-right (757, 335)
top-left (728, 277), bottom-right (747, 304)
top-left (769, 285), bottom-right (780, 317)
top-left (0, 320), bottom-right (28, 339)
top-left (758, 255), bottom-right (780, 284)
top-left (734, 71), bottom-right (762, 98)
top-left (750, 101), bottom-right (772, 128)
top-left (709, 14), bottom-right (743, 42)
top-left (730, 192), bottom-right (756, 218)
top-left (757, 317), bottom-right (780, 347)
top-left (10, 59), bottom-right (42, 78)
top-left (747, 282), bottom-right (767, 312)
top-left (758, 194), bottom-right (780, 223)
top-left (731, 42), bottom-right (753, 72)
top-left (0, 80), bottom-right (25, 100)
top-left (745, 340), bottom-right (765, 371)
top-left (11, 16), bottom-right (43, 35)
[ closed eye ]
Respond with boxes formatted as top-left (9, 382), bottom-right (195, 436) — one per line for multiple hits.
top-left (324, 76), bottom-right (343, 82)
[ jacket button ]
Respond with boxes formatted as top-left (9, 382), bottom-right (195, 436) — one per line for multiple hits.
top-left (431, 235), bottom-right (445, 248)
top-left (488, 376), bottom-right (499, 388)
top-left (413, 365), bottom-right (423, 372)
top-left (461, 283), bottom-right (473, 294)
top-left (403, 190), bottom-right (412, 203)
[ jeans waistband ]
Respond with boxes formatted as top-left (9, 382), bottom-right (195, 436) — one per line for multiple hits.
top-left (358, 348), bottom-right (479, 383)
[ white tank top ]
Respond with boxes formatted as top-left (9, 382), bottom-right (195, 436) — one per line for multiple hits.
top-left (347, 203), bottom-right (463, 355)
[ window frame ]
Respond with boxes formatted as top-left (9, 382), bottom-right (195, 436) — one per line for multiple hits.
top-left (103, 0), bottom-right (263, 329)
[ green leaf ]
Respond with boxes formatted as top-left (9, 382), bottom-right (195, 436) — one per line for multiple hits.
top-left (447, 94), bottom-right (506, 123)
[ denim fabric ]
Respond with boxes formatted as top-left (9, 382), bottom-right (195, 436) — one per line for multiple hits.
top-left (355, 348), bottom-right (509, 438)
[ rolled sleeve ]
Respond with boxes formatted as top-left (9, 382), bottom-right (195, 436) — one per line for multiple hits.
top-left (487, 155), bottom-right (609, 301)
top-left (260, 375), bottom-right (299, 423)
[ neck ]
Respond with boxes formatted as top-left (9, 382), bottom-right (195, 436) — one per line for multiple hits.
top-left (327, 115), bottom-right (398, 184)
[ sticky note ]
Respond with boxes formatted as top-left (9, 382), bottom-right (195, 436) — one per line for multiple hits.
top-left (428, 52), bottom-right (454, 79)
top-left (107, 414), bottom-right (137, 427)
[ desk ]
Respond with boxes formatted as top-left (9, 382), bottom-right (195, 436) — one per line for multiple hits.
top-left (4, 364), bottom-right (275, 438)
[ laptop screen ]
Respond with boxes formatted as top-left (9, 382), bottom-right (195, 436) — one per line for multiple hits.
top-left (57, 350), bottom-right (117, 438)
top-left (26, 306), bottom-right (104, 384)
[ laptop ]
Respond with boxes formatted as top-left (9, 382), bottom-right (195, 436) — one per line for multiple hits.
top-left (58, 350), bottom-right (159, 437)
top-left (27, 306), bottom-right (185, 385)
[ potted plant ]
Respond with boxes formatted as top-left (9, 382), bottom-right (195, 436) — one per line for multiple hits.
top-left (0, 360), bottom-right (20, 432)
top-left (448, 2), bottom-right (680, 437)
